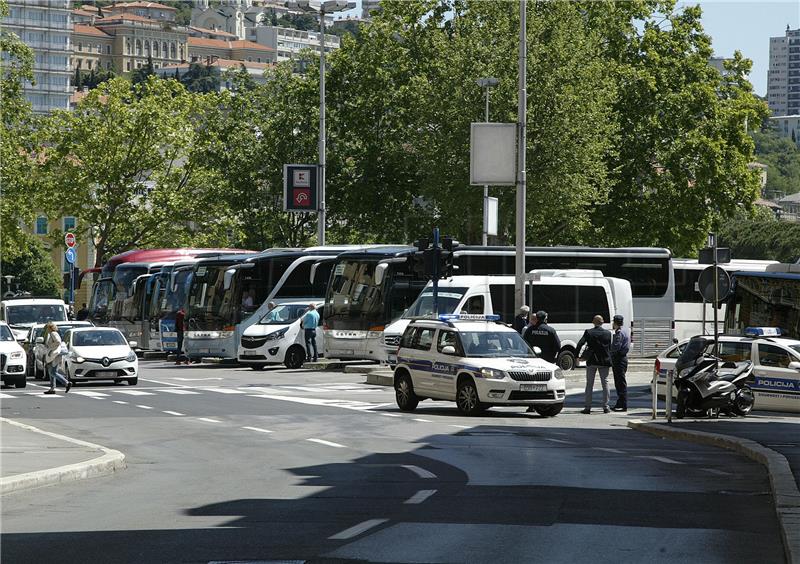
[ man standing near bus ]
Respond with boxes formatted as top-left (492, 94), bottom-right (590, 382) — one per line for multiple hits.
top-left (577, 315), bottom-right (613, 414)
top-left (513, 305), bottom-right (530, 334)
top-left (611, 314), bottom-right (630, 412)
top-left (301, 303), bottom-right (320, 363)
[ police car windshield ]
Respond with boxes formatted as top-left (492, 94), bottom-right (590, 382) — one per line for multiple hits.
top-left (403, 288), bottom-right (468, 318)
top-left (460, 331), bottom-right (534, 358)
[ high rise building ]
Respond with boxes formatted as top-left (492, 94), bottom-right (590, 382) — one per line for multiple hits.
top-left (767, 26), bottom-right (800, 117)
top-left (3, 0), bottom-right (73, 114)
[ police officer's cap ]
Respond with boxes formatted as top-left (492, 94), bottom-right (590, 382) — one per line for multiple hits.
top-left (613, 314), bottom-right (624, 324)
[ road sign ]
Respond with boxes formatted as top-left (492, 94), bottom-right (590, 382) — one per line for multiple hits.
top-left (698, 247), bottom-right (731, 265)
top-left (65, 232), bottom-right (76, 248)
top-left (65, 247), bottom-right (77, 265)
top-left (283, 164), bottom-right (318, 213)
top-left (698, 266), bottom-right (731, 303)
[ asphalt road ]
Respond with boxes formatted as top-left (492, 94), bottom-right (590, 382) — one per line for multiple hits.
top-left (0, 361), bottom-right (785, 564)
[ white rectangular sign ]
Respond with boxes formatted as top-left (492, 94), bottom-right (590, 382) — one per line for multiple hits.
top-left (486, 196), bottom-right (498, 236)
top-left (470, 122), bottom-right (517, 185)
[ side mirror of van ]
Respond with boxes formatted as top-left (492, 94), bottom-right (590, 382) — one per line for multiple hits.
top-left (533, 346), bottom-right (542, 356)
top-left (789, 361), bottom-right (800, 371)
top-left (441, 345), bottom-right (456, 355)
top-left (375, 263), bottom-right (388, 286)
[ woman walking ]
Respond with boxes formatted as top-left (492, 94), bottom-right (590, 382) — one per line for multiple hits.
top-left (43, 322), bottom-right (71, 395)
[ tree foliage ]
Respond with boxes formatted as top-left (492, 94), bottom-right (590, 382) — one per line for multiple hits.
top-left (0, 232), bottom-right (61, 297)
top-left (719, 210), bottom-right (800, 263)
top-left (180, 62), bottom-right (221, 93)
top-left (752, 127), bottom-right (800, 199)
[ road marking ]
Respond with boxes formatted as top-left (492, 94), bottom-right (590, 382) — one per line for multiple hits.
top-left (71, 391), bottom-right (109, 398)
top-left (592, 447), bottom-right (625, 454)
top-left (402, 465), bottom-right (436, 479)
top-left (639, 455), bottom-right (685, 465)
top-left (139, 377), bottom-right (186, 387)
top-left (197, 417), bottom-right (221, 423)
top-left (112, 400), bottom-right (128, 405)
top-left (246, 392), bottom-right (387, 413)
top-left (306, 438), bottom-right (346, 448)
top-left (328, 518), bottom-right (389, 540)
top-left (413, 418), bottom-right (433, 423)
top-left (0, 393), bottom-right (14, 399)
top-left (173, 377), bottom-right (223, 381)
top-left (159, 389), bottom-right (200, 395)
top-left (381, 412), bottom-right (401, 417)
top-left (203, 388), bottom-right (247, 394)
top-left (163, 410), bottom-right (185, 416)
top-left (242, 426), bottom-right (273, 434)
top-left (135, 404), bottom-right (153, 410)
top-left (449, 424), bottom-right (471, 429)
top-left (27, 392), bottom-right (62, 398)
top-left (702, 468), bottom-right (732, 476)
top-left (115, 390), bottom-right (154, 396)
top-left (404, 489), bottom-right (437, 504)
top-left (545, 438), bottom-right (573, 444)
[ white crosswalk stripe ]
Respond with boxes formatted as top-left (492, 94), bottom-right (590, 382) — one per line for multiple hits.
top-left (0, 392), bottom-right (16, 399)
top-left (72, 391), bottom-right (110, 398)
top-left (114, 390), bottom-right (155, 396)
top-left (158, 389), bottom-right (200, 395)
top-left (202, 388), bottom-right (247, 394)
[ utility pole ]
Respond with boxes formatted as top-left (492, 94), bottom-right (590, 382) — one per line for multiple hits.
top-left (514, 0), bottom-right (527, 311)
top-left (477, 77), bottom-right (499, 246)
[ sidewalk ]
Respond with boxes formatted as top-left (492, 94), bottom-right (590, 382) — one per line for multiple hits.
top-left (0, 418), bottom-right (126, 495)
top-left (629, 414), bottom-right (800, 564)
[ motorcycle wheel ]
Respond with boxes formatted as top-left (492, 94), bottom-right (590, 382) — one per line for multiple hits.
top-left (732, 386), bottom-right (754, 417)
top-left (676, 389), bottom-right (689, 419)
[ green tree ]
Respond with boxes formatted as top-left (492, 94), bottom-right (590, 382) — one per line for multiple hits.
top-left (752, 126), bottom-right (800, 199)
top-left (179, 62), bottom-right (221, 93)
top-left (41, 77), bottom-right (233, 266)
top-left (718, 210), bottom-right (800, 263)
top-left (132, 55), bottom-right (155, 85)
top-left (0, 233), bottom-right (61, 297)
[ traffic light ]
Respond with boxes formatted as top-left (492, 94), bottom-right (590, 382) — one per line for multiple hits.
top-left (411, 234), bottom-right (459, 280)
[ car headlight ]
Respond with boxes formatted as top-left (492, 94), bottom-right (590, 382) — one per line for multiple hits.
top-left (10, 351), bottom-right (23, 360)
top-left (480, 367), bottom-right (507, 379)
top-left (73, 355), bottom-right (85, 363)
top-left (126, 351), bottom-right (137, 362)
top-left (554, 368), bottom-right (564, 380)
top-left (266, 328), bottom-right (289, 341)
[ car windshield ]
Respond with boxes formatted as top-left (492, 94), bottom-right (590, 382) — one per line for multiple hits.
top-left (259, 304), bottom-right (309, 325)
top-left (0, 325), bottom-right (14, 341)
top-left (402, 288), bottom-right (468, 318)
top-left (459, 330), bottom-right (534, 358)
top-left (57, 324), bottom-right (87, 337)
top-left (790, 344), bottom-right (800, 357)
top-left (73, 331), bottom-right (127, 347)
top-left (6, 304), bottom-right (66, 325)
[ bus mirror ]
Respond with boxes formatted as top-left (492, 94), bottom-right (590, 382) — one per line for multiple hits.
top-left (375, 263), bottom-right (388, 285)
top-left (790, 361), bottom-right (800, 371)
top-left (223, 269), bottom-right (236, 291)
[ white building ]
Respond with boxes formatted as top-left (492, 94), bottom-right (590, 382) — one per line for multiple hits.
top-left (3, 0), bottom-right (72, 114)
top-left (769, 114), bottom-right (800, 147)
top-left (247, 25), bottom-right (339, 62)
top-left (767, 26), bottom-right (800, 117)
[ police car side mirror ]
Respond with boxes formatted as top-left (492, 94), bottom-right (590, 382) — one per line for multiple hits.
top-left (441, 345), bottom-right (456, 355)
top-left (533, 346), bottom-right (542, 356)
top-left (789, 361), bottom-right (800, 371)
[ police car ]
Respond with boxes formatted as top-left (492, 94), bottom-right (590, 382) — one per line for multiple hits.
top-left (654, 327), bottom-right (800, 413)
top-left (393, 315), bottom-right (566, 416)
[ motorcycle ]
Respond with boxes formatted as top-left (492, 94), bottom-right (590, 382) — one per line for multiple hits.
top-left (673, 336), bottom-right (755, 419)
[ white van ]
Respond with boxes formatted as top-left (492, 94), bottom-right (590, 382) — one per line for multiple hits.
top-left (383, 271), bottom-right (633, 371)
top-left (0, 297), bottom-right (69, 342)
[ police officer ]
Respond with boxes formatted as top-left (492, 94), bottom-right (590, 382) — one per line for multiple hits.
top-left (611, 314), bottom-right (630, 412)
top-left (523, 310), bottom-right (561, 364)
top-left (513, 305), bottom-right (530, 334)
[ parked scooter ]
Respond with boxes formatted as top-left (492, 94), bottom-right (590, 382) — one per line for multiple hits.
top-left (673, 336), bottom-right (755, 419)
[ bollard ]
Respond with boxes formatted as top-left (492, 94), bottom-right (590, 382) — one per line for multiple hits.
top-left (652, 372), bottom-right (658, 420)
top-left (665, 369), bottom-right (674, 423)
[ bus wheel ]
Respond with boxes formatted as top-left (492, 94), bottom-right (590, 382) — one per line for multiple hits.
top-left (557, 350), bottom-right (576, 371)
top-left (284, 346), bottom-right (305, 369)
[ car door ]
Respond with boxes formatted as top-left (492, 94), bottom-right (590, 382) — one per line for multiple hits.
top-left (407, 327), bottom-right (437, 396)
top-left (434, 329), bottom-right (463, 399)
top-left (754, 343), bottom-right (800, 413)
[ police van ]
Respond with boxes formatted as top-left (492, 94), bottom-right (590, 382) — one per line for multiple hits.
top-left (384, 271), bottom-right (633, 371)
top-left (393, 315), bottom-right (566, 416)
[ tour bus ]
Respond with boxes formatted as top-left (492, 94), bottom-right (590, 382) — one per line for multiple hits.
top-left (673, 258), bottom-right (777, 342)
top-left (88, 248), bottom-right (242, 326)
top-left (183, 246), bottom-right (376, 360)
top-left (382, 271), bottom-right (634, 370)
top-left (323, 246), bottom-right (674, 362)
top-left (725, 263), bottom-right (800, 339)
top-left (147, 259), bottom-right (205, 352)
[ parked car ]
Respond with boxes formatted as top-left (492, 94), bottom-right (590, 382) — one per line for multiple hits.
top-left (0, 297), bottom-right (68, 341)
top-left (27, 321), bottom-right (93, 380)
top-left (653, 327), bottom-right (800, 413)
top-left (238, 301), bottom-right (324, 370)
top-left (0, 322), bottom-right (27, 388)
top-left (60, 327), bottom-right (138, 385)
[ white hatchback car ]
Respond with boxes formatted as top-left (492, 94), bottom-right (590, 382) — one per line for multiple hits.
top-left (0, 322), bottom-right (27, 388)
top-left (61, 327), bottom-right (139, 385)
top-left (28, 321), bottom-right (93, 380)
top-left (654, 328), bottom-right (800, 413)
top-left (238, 301), bottom-right (324, 370)
top-left (394, 315), bottom-right (565, 416)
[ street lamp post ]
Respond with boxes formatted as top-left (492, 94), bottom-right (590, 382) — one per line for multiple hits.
top-left (476, 77), bottom-right (499, 246)
top-left (286, 0), bottom-right (355, 246)
top-left (515, 0), bottom-right (527, 311)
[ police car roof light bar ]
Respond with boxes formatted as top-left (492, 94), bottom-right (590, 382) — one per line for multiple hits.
top-left (438, 314), bottom-right (501, 322)
top-left (743, 327), bottom-right (782, 338)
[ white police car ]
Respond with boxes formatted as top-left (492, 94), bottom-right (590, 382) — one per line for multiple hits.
top-left (654, 327), bottom-right (800, 413)
top-left (393, 315), bottom-right (565, 416)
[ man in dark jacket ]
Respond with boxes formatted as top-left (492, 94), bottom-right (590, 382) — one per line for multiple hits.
top-left (513, 305), bottom-right (530, 334)
top-left (611, 314), bottom-right (630, 411)
top-left (523, 310), bottom-right (560, 364)
top-left (576, 315), bottom-right (612, 414)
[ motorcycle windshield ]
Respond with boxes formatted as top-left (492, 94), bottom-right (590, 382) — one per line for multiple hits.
top-left (675, 336), bottom-right (712, 373)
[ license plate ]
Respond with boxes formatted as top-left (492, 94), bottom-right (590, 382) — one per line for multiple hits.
top-left (95, 371), bottom-right (117, 378)
top-left (242, 350), bottom-right (259, 356)
top-left (520, 384), bottom-right (546, 392)
top-left (198, 348), bottom-right (210, 354)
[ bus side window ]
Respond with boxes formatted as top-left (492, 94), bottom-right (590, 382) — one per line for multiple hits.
top-left (464, 295), bottom-right (484, 315)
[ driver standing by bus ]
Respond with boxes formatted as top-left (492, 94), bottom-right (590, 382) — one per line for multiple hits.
top-left (300, 303), bottom-right (320, 363)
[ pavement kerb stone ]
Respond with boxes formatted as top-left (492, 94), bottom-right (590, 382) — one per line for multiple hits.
top-left (0, 417), bottom-right (126, 495)
top-left (628, 419), bottom-right (800, 564)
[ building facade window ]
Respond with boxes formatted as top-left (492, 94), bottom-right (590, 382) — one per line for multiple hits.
top-left (35, 216), bottom-right (48, 235)
top-left (170, 42), bottom-right (176, 59)
top-left (136, 39), bottom-right (142, 56)
top-left (63, 217), bottom-right (76, 232)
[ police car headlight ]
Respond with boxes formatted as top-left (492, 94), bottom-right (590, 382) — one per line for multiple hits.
top-left (554, 368), bottom-right (564, 380)
top-left (266, 327), bottom-right (289, 341)
top-left (480, 368), bottom-right (506, 379)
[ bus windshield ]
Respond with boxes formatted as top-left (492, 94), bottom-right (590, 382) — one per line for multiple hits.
top-left (113, 265), bottom-right (148, 299)
top-left (725, 274), bottom-right (800, 339)
top-left (186, 265), bottom-right (232, 329)
top-left (89, 278), bottom-right (115, 318)
top-left (402, 288), bottom-right (468, 318)
top-left (6, 304), bottom-right (66, 326)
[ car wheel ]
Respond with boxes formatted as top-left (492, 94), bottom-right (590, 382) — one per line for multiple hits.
top-left (534, 403), bottom-right (563, 417)
top-left (15, 377), bottom-right (27, 389)
top-left (394, 371), bottom-right (419, 412)
top-left (732, 386), bottom-right (754, 416)
top-left (456, 378), bottom-right (482, 416)
top-left (284, 346), bottom-right (305, 369)
top-left (556, 350), bottom-right (576, 371)
top-left (127, 377), bottom-right (138, 386)
top-left (250, 363), bottom-right (267, 371)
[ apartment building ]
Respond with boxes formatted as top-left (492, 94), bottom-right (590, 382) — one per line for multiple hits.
top-left (105, 1), bottom-right (177, 23)
top-left (246, 25), bottom-right (339, 62)
top-left (3, 0), bottom-right (72, 113)
top-left (767, 26), bottom-right (800, 116)
top-left (187, 37), bottom-right (275, 65)
top-left (72, 24), bottom-right (114, 73)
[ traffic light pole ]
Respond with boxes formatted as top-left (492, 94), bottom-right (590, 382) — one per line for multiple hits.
top-left (711, 233), bottom-right (719, 357)
top-left (432, 228), bottom-right (440, 317)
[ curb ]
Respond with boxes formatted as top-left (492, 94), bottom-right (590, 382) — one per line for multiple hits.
top-left (0, 417), bottom-right (126, 495)
top-left (628, 419), bottom-right (800, 564)
top-left (365, 372), bottom-right (393, 386)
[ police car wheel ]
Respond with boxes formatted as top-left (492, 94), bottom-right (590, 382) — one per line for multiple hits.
top-left (394, 372), bottom-right (419, 412)
top-left (533, 403), bottom-right (562, 417)
top-left (456, 379), bottom-right (481, 416)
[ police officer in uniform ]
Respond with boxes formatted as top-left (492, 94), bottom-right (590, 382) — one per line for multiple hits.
top-left (523, 310), bottom-right (561, 364)
top-left (611, 314), bottom-right (630, 411)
